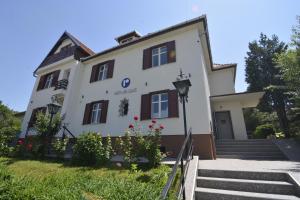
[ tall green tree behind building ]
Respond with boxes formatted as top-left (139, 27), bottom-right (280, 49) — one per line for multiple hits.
top-left (276, 16), bottom-right (300, 136)
top-left (245, 34), bottom-right (290, 137)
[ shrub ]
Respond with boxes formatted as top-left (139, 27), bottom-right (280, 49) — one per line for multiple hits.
top-left (127, 117), bottom-right (164, 167)
top-left (253, 124), bottom-right (275, 139)
top-left (52, 138), bottom-right (69, 159)
top-left (104, 135), bottom-right (113, 161)
top-left (123, 130), bottom-right (134, 165)
top-left (72, 132), bottom-right (108, 166)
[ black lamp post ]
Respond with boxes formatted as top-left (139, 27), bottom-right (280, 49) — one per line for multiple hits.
top-left (173, 71), bottom-right (192, 138)
top-left (47, 103), bottom-right (61, 125)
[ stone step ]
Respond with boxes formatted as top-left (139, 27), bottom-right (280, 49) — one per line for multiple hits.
top-left (217, 147), bottom-right (281, 152)
top-left (198, 169), bottom-right (288, 182)
top-left (197, 176), bottom-right (295, 195)
top-left (217, 151), bottom-right (285, 156)
top-left (216, 154), bottom-right (287, 160)
top-left (216, 141), bottom-right (274, 146)
top-left (195, 187), bottom-right (300, 200)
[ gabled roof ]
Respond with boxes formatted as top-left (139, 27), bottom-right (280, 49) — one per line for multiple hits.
top-left (34, 31), bottom-right (95, 74)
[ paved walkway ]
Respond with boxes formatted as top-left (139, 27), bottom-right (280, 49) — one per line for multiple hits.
top-left (199, 159), bottom-right (300, 183)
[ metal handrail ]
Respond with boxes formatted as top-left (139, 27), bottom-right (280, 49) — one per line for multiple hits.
top-left (62, 125), bottom-right (75, 139)
top-left (160, 128), bottom-right (193, 200)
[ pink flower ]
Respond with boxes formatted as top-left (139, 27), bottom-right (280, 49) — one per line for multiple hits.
top-left (134, 116), bottom-right (139, 121)
top-left (17, 139), bottom-right (24, 145)
top-left (152, 119), bottom-right (156, 124)
top-left (27, 144), bottom-right (33, 150)
top-left (129, 124), bottom-right (134, 129)
top-left (160, 125), bottom-right (164, 130)
top-left (149, 124), bottom-right (153, 129)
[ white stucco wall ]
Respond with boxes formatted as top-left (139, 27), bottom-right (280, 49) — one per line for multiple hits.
top-left (208, 69), bottom-right (235, 96)
top-left (21, 23), bottom-right (217, 138)
top-left (212, 101), bottom-right (248, 140)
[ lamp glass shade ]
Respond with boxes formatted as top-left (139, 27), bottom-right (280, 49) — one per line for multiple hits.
top-left (47, 103), bottom-right (61, 115)
top-left (172, 79), bottom-right (192, 97)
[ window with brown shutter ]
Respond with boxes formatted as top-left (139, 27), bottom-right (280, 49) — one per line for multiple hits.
top-left (168, 89), bottom-right (179, 118)
top-left (142, 40), bottom-right (176, 70)
top-left (90, 60), bottom-right (115, 83)
top-left (140, 94), bottom-right (151, 120)
top-left (36, 70), bottom-right (60, 91)
top-left (100, 100), bottom-right (109, 123)
top-left (83, 100), bottom-right (109, 125)
top-left (140, 89), bottom-right (179, 120)
top-left (51, 70), bottom-right (60, 87)
top-left (37, 75), bottom-right (46, 91)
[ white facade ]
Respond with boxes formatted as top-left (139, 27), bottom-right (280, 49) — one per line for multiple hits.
top-left (21, 16), bottom-right (263, 156)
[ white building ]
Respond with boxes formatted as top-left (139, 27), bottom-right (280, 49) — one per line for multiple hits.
top-left (20, 15), bottom-right (263, 159)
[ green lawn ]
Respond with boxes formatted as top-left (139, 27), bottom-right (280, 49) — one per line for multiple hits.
top-left (0, 157), bottom-right (173, 200)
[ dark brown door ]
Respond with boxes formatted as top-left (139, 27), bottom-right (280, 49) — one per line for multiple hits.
top-left (215, 111), bottom-right (234, 140)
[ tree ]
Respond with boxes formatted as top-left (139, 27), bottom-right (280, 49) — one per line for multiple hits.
top-left (276, 16), bottom-right (300, 136)
top-left (0, 101), bottom-right (21, 155)
top-left (245, 33), bottom-right (290, 137)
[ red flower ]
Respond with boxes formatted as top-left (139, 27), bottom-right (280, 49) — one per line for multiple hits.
top-left (152, 119), bottom-right (156, 124)
top-left (134, 116), bottom-right (139, 121)
top-left (27, 144), bottom-right (33, 150)
top-left (17, 139), bottom-right (24, 145)
top-left (160, 125), bottom-right (164, 130)
top-left (149, 124), bottom-right (153, 129)
top-left (129, 124), bottom-right (134, 129)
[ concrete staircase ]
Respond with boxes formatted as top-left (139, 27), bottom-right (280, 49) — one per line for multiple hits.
top-left (195, 169), bottom-right (300, 200)
top-left (216, 139), bottom-right (287, 160)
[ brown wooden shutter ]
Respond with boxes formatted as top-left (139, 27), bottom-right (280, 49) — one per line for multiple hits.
top-left (90, 64), bottom-right (99, 83)
top-left (168, 89), bottom-right (179, 118)
top-left (107, 60), bottom-right (115, 79)
top-left (140, 94), bottom-right (151, 120)
top-left (100, 100), bottom-right (109, 123)
top-left (143, 48), bottom-right (152, 70)
top-left (83, 103), bottom-right (92, 124)
top-left (37, 75), bottom-right (46, 91)
top-left (167, 40), bottom-right (176, 63)
top-left (51, 70), bottom-right (60, 87)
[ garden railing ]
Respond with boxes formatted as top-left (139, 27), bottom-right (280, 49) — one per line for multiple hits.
top-left (160, 128), bottom-right (193, 200)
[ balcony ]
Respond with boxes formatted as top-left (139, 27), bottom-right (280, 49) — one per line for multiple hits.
top-left (55, 79), bottom-right (69, 90)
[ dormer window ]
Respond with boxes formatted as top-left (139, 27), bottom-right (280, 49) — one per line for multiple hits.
top-left (115, 31), bottom-right (141, 45)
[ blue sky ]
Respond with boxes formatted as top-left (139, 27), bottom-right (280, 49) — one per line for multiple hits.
top-left (0, 0), bottom-right (299, 111)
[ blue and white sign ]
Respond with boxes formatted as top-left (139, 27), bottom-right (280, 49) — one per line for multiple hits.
top-left (121, 78), bottom-right (130, 88)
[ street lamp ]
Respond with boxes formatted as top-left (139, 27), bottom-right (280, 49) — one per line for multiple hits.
top-left (172, 71), bottom-right (192, 138)
top-left (47, 103), bottom-right (61, 124)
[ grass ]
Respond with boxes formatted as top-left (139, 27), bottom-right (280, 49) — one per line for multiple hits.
top-left (0, 157), bottom-right (175, 200)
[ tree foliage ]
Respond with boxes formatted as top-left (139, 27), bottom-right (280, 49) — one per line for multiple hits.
top-left (276, 16), bottom-right (300, 137)
top-left (0, 101), bottom-right (21, 155)
top-left (245, 33), bottom-right (290, 136)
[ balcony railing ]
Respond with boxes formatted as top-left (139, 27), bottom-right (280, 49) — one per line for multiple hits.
top-left (55, 79), bottom-right (68, 90)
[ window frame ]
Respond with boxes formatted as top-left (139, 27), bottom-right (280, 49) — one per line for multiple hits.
top-left (90, 102), bottom-right (102, 124)
top-left (151, 45), bottom-right (168, 67)
top-left (97, 64), bottom-right (108, 81)
top-left (44, 73), bottom-right (54, 89)
top-left (151, 92), bottom-right (168, 119)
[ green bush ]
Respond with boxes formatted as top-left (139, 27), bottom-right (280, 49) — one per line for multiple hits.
top-left (52, 138), bottom-right (69, 159)
top-left (72, 132), bottom-right (110, 166)
top-left (253, 124), bottom-right (275, 139)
